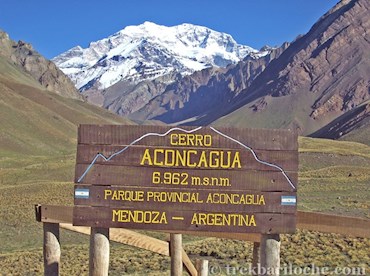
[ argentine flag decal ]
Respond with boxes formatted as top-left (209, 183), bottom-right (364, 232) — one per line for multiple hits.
top-left (75, 188), bottom-right (90, 199)
top-left (281, 195), bottom-right (297, 206)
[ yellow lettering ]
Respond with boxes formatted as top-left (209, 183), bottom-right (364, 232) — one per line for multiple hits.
top-left (205, 193), bottom-right (265, 205)
top-left (187, 134), bottom-right (195, 146)
top-left (170, 133), bottom-right (178, 145)
top-left (164, 149), bottom-right (175, 166)
top-left (140, 149), bottom-right (153, 165)
top-left (187, 150), bottom-right (197, 167)
top-left (153, 149), bottom-right (164, 166)
top-left (146, 191), bottom-right (203, 203)
top-left (178, 134), bottom-right (186, 145)
top-left (140, 149), bottom-right (242, 169)
top-left (206, 193), bottom-right (213, 203)
top-left (104, 190), bottom-right (145, 202)
top-left (259, 195), bottom-right (265, 205)
top-left (111, 190), bottom-right (119, 200)
top-left (197, 151), bottom-right (208, 168)
top-left (104, 190), bottom-right (112, 200)
top-left (112, 210), bottom-right (168, 224)
top-left (199, 213), bottom-right (207, 225)
top-left (203, 135), bottom-right (212, 146)
top-left (219, 151), bottom-right (230, 168)
top-left (170, 133), bottom-right (212, 147)
top-left (209, 151), bottom-right (219, 168)
top-left (190, 212), bottom-right (257, 227)
top-left (249, 215), bottom-right (256, 226)
top-left (112, 209), bottom-right (120, 222)
top-left (195, 135), bottom-right (203, 146)
top-left (191, 213), bottom-right (198, 225)
top-left (231, 152), bottom-right (241, 168)
top-left (175, 150), bottom-right (186, 166)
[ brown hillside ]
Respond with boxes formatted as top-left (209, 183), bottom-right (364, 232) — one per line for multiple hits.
top-left (0, 30), bottom-right (82, 100)
top-left (207, 0), bottom-right (370, 138)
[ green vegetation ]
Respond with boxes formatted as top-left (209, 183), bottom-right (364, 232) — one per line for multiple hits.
top-left (213, 92), bottom-right (327, 136)
top-left (298, 137), bottom-right (370, 218)
top-left (339, 118), bottom-right (370, 146)
top-left (0, 63), bottom-right (369, 274)
top-left (0, 57), bottom-right (43, 89)
top-left (0, 135), bottom-right (369, 274)
top-left (0, 66), bottom-right (133, 158)
top-left (0, 58), bottom-right (132, 251)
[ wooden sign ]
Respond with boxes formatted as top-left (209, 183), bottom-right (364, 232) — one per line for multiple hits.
top-left (73, 125), bottom-right (298, 234)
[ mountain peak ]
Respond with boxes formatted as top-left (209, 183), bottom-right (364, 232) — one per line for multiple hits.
top-left (209, 0), bottom-right (370, 138)
top-left (0, 30), bottom-right (81, 100)
top-left (53, 22), bottom-right (261, 90)
top-left (117, 21), bottom-right (167, 37)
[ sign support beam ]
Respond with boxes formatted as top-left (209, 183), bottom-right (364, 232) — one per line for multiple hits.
top-left (43, 222), bottom-right (60, 276)
top-left (170, 233), bottom-right (183, 276)
top-left (89, 227), bottom-right (110, 276)
top-left (260, 234), bottom-right (280, 275)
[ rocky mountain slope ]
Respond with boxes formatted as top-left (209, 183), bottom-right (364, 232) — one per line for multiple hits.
top-left (53, 22), bottom-right (271, 117)
top-left (53, 22), bottom-right (264, 91)
top-left (0, 33), bottom-right (133, 156)
top-left (0, 30), bottom-right (82, 100)
top-left (309, 100), bottom-right (370, 143)
top-left (52, 0), bottom-right (369, 144)
top-left (129, 45), bottom-right (287, 123)
top-left (204, 0), bottom-right (369, 140)
top-left (57, 44), bottom-right (282, 121)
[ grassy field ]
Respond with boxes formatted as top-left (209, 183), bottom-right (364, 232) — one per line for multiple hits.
top-left (298, 137), bottom-right (370, 218)
top-left (0, 136), bottom-right (369, 275)
top-left (1, 46), bottom-right (369, 274)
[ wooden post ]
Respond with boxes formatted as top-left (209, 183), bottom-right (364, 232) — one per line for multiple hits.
top-left (43, 222), bottom-right (60, 276)
top-left (170, 233), bottom-right (182, 276)
top-left (260, 234), bottom-right (280, 275)
top-left (252, 242), bottom-right (260, 270)
top-left (196, 259), bottom-right (209, 276)
top-left (89, 227), bottom-right (110, 276)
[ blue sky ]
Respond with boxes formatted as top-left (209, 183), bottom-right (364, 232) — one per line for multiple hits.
top-left (0, 0), bottom-right (339, 59)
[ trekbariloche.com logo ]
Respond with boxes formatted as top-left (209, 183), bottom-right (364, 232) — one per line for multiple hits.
top-left (208, 263), bottom-right (367, 275)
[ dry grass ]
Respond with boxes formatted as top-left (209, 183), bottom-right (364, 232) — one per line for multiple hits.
top-left (185, 231), bottom-right (370, 273)
top-left (1, 230), bottom-right (368, 275)
top-left (0, 137), bottom-right (369, 274)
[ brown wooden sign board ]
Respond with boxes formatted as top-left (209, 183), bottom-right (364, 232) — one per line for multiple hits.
top-left (75, 164), bottom-right (298, 192)
top-left (74, 185), bottom-right (297, 213)
top-left (75, 145), bottom-right (298, 171)
top-left (73, 206), bottom-right (296, 234)
top-left (73, 125), bottom-right (298, 234)
top-left (77, 125), bottom-right (297, 150)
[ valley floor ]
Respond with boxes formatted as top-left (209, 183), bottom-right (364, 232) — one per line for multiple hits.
top-left (0, 137), bottom-right (369, 274)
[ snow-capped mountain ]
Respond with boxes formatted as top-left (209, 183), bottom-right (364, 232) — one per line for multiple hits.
top-left (53, 21), bottom-right (264, 91)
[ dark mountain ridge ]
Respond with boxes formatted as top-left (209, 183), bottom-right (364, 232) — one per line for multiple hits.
top-left (117, 0), bottom-right (369, 145)
top-left (201, 0), bottom-right (369, 141)
top-left (0, 31), bottom-right (133, 156)
top-left (0, 30), bottom-right (82, 100)
top-left (8, 0), bottom-right (367, 145)
top-left (129, 45), bottom-right (288, 124)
